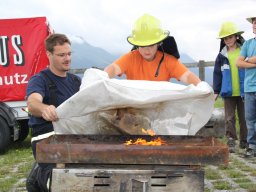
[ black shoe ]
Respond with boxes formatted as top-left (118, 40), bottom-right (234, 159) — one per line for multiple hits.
top-left (26, 162), bottom-right (41, 192)
top-left (239, 140), bottom-right (248, 149)
top-left (227, 138), bottom-right (236, 153)
top-left (244, 148), bottom-right (256, 158)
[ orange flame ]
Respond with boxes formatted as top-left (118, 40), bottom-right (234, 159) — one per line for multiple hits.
top-left (124, 128), bottom-right (166, 146)
top-left (124, 137), bottom-right (166, 146)
top-left (142, 128), bottom-right (156, 136)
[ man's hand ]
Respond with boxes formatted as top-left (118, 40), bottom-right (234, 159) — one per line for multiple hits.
top-left (214, 94), bottom-right (219, 101)
top-left (27, 92), bottom-right (58, 121)
top-left (41, 105), bottom-right (58, 122)
top-left (104, 63), bottom-right (121, 78)
top-left (180, 71), bottom-right (201, 86)
top-left (247, 56), bottom-right (256, 64)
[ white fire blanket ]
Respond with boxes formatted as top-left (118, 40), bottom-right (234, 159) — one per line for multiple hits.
top-left (53, 68), bottom-right (214, 135)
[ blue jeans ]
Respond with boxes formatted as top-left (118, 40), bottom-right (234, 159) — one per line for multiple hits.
top-left (245, 92), bottom-right (256, 150)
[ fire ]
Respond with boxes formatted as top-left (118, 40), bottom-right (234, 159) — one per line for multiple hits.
top-left (125, 137), bottom-right (166, 146)
top-left (124, 128), bottom-right (166, 146)
top-left (142, 128), bottom-right (156, 136)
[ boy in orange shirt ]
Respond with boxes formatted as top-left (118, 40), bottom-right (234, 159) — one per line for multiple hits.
top-left (104, 13), bottom-right (201, 86)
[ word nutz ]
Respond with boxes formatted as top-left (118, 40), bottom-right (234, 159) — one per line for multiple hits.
top-left (0, 73), bottom-right (28, 85)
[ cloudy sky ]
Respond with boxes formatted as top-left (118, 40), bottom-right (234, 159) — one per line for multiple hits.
top-left (0, 0), bottom-right (255, 61)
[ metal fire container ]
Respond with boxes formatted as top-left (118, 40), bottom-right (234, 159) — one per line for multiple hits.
top-left (36, 135), bottom-right (228, 192)
top-left (196, 108), bottom-right (225, 137)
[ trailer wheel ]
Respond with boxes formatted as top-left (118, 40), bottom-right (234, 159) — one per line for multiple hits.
top-left (0, 117), bottom-right (11, 153)
top-left (17, 119), bottom-right (29, 142)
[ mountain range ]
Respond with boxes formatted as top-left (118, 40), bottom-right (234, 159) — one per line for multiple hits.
top-left (71, 38), bottom-right (196, 69)
top-left (70, 37), bottom-right (213, 86)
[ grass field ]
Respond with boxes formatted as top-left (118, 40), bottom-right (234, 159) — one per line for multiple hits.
top-left (0, 136), bottom-right (34, 191)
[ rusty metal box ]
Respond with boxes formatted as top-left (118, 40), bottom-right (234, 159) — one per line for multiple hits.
top-left (36, 135), bottom-right (228, 192)
top-left (36, 135), bottom-right (229, 166)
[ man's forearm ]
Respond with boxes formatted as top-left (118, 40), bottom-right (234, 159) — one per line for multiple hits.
top-left (104, 65), bottom-right (116, 78)
top-left (237, 56), bottom-right (256, 68)
top-left (27, 99), bottom-right (48, 117)
top-left (247, 56), bottom-right (256, 64)
top-left (180, 71), bottom-right (201, 86)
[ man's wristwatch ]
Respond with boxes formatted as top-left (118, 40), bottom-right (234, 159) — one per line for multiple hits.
top-left (245, 57), bottom-right (249, 62)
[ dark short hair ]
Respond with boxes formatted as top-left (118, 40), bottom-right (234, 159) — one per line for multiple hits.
top-left (219, 34), bottom-right (245, 52)
top-left (45, 33), bottom-right (71, 53)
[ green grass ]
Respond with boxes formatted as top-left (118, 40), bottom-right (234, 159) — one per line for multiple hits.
top-left (239, 183), bottom-right (256, 191)
top-left (205, 167), bottom-right (222, 180)
top-left (225, 170), bottom-right (246, 178)
top-left (214, 97), bottom-right (224, 108)
top-left (212, 180), bottom-right (232, 190)
top-left (0, 135), bottom-right (34, 191)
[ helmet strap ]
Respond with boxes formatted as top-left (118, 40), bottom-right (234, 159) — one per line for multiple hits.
top-left (155, 45), bottom-right (165, 77)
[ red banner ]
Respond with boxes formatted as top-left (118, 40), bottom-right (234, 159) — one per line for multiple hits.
top-left (0, 17), bottom-right (51, 101)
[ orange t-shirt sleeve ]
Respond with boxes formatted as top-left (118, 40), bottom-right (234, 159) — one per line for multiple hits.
top-left (167, 57), bottom-right (188, 80)
top-left (114, 52), bottom-right (133, 74)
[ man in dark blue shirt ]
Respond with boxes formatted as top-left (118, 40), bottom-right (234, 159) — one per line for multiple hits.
top-left (26, 33), bottom-right (81, 192)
